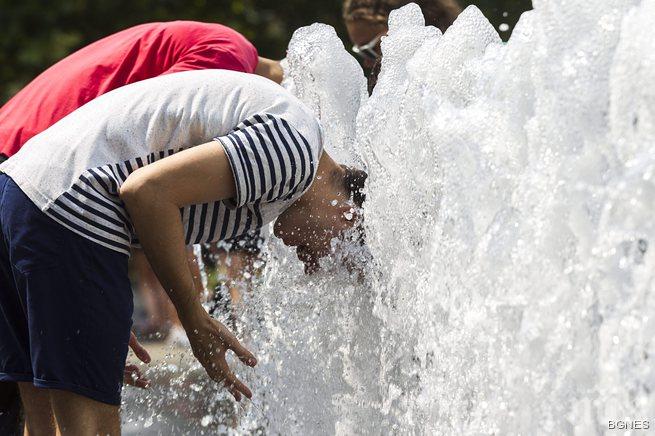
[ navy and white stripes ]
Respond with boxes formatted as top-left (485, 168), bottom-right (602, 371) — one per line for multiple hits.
top-left (217, 113), bottom-right (317, 209)
top-left (42, 114), bottom-right (319, 256)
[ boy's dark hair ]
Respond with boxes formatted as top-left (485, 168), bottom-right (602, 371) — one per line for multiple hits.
top-left (341, 166), bottom-right (368, 249)
top-left (367, 58), bottom-right (382, 94)
top-left (342, 166), bottom-right (368, 208)
top-left (343, 0), bottom-right (462, 33)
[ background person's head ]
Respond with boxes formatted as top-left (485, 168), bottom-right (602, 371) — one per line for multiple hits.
top-left (343, 0), bottom-right (462, 90)
top-left (274, 152), bottom-right (367, 273)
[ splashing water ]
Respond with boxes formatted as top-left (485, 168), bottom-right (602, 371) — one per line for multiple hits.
top-left (125, 1), bottom-right (655, 434)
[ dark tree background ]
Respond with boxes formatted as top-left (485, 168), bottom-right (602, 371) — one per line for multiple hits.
top-left (0, 0), bottom-right (532, 104)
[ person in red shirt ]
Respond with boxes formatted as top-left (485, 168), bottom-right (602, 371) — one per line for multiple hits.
top-left (0, 20), bottom-right (282, 159)
top-left (0, 20), bottom-right (283, 435)
top-left (0, 20), bottom-right (282, 336)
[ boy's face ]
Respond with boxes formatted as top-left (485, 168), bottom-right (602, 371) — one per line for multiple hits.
top-left (274, 192), bottom-right (358, 272)
top-left (346, 19), bottom-right (387, 69)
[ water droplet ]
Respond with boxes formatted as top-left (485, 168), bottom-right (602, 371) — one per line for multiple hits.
top-left (201, 415), bottom-right (213, 427)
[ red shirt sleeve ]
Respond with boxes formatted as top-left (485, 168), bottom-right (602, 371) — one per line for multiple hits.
top-left (164, 45), bottom-right (258, 75)
top-left (163, 23), bottom-right (259, 75)
top-left (0, 22), bottom-right (259, 157)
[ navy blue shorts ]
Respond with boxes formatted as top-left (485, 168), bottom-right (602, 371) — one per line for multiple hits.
top-left (0, 173), bottom-right (133, 405)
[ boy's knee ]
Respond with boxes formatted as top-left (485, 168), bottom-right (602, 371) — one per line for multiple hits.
top-left (49, 389), bottom-right (120, 435)
top-left (18, 382), bottom-right (56, 436)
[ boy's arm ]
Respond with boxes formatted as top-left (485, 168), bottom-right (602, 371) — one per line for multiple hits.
top-left (120, 141), bottom-right (257, 401)
top-left (255, 57), bottom-right (284, 84)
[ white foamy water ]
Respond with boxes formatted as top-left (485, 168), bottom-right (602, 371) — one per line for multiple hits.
top-left (125, 1), bottom-right (655, 434)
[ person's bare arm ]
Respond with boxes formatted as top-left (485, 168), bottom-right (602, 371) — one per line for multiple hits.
top-left (120, 141), bottom-right (257, 401)
top-left (255, 57), bottom-right (284, 84)
top-left (186, 247), bottom-right (205, 298)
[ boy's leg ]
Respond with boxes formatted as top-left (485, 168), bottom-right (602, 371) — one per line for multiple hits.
top-left (17, 382), bottom-right (55, 436)
top-left (1, 175), bottom-right (133, 433)
top-left (132, 247), bottom-right (200, 338)
top-left (131, 249), bottom-right (175, 336)
top-left (0, 382), bottom-right (23, 436)
top-left (205, 230), bottom-right (264, 315)
top-left (220, 250), bottom-right (256, 306)
top-left (0, 175), bottom-right (33, 436)
top-left (20, 383), bottom-right (120, 436)
top-left (49, 389), bottom-right (119, 435)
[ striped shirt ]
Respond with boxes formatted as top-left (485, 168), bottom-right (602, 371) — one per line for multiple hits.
top-left (0, 70), bottom-right (323, 256)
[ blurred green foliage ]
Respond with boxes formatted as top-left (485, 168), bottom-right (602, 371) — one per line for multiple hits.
top-left (0, 0), bottom-right (532, 104)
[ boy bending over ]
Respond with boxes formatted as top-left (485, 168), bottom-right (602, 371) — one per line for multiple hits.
top-left (0, 69), bottom-right (365, 435)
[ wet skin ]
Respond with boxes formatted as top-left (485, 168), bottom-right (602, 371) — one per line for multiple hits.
top-left (345, 19), bottom-right (388, 69)
top-left (274, 155), bottom-right (360, 273)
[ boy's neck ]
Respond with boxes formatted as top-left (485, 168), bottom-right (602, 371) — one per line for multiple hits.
top-left (300, 152), bottom-right (342, 204)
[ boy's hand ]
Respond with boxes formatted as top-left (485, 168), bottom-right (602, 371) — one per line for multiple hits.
top-left (129, 331), bottom-right (152, 363)
top-left (124, 331), bottom-right (151, 389)
top-left (124, 364), bottom-right (150, 389)
top-left (183, 311), bottom-right (257, 401)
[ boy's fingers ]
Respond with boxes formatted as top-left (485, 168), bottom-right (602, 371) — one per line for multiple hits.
top-left (229, 340), bottom-right (257, 367)
top-left (210, 318), bottom-right (255, 366)
top-left (124, 364), bottom-right (141, 380)
top-left (129, 332), bottom-right (152, 363)
top-left (234, 378), bottom-right (252, 399)
top-left (124, 364), bottom-right (149, 389)
top-left (133, 378), bottom-right (150, 389)
top-left (126, 373), bottom-right (150, 389)
top-left (228, 386), bottom-right (242, 402)
top-left (224, 373), bottom-right (252, 400)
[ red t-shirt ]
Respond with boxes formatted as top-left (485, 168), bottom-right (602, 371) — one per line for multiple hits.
top-left (0, 21), bottom-right (258, 157)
